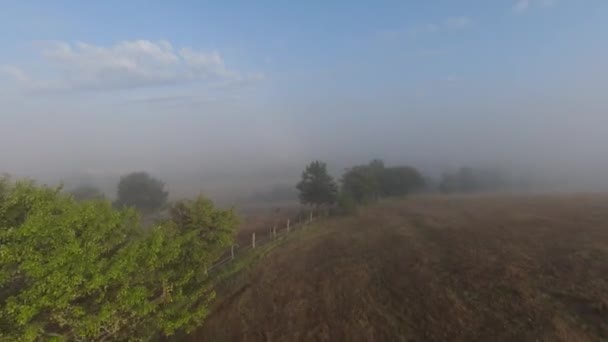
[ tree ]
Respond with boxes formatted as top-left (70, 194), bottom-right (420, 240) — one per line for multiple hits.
top-left (368, 159), bottom-right (385, 176)
top-left (340, 160), bottom-right (426, 203)
top-left (335, 191), bottom-right (358, 215)
top-left (379, 166), bottom-right (425, 197)
top-left (0, 179), bottom-right (238, 341)
top-left (341, 165), bottom-right (379, 204)
top-left (69, 184), bottom-right (105, 201)
top-left (115, 172), bottom-right (168, 213)
top-left (296, 161), bottom-right (338, 208)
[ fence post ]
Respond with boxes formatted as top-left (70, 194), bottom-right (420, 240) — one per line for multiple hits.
top-left (252, 232), bottom-right (256, 248)
top-left (273, 225), bottom-right (277, 239)
top-left (287, 219), bottom-right (290, 233)
top-left (231, 245), bottom-right (235, 260)
top-left (309, 211), bottom-right (313, 223)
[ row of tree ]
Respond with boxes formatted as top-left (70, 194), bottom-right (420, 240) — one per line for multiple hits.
top-left (438, 167), bottom-right (511, 193)
top-left (72, 167), bottom-right (511, 215)
top-left (0, 177), bottom-right (238, 341)
top-left (69, 171), bottom-right (169, 214)
top-left (296, 159), bottom-right (426, 213)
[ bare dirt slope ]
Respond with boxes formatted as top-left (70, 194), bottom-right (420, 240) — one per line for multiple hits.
top-left (192, 194), bottom-right (608, 342)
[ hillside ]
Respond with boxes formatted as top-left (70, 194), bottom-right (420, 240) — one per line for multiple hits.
top-left (190, 194), bottom-right (608, 341)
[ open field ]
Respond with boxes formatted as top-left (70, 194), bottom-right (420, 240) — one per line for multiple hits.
top-left (192, 194), bottom-right (608, 341)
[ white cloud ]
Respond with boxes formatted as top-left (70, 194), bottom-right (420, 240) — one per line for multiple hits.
top-left (514, 0), bottom-right (531, 12)
top-left (179, 48), bottom-right (241, 80)
top-left (180, 48), bottom-right (222, 69)
top-left (0, 65), bottom-right (57, 91)
top-left (0, 65), bottom-right (29, 82)
top-left (3, 40), bottom-right (262, 92)
top-left (513, 0), bottom-right (556, 13)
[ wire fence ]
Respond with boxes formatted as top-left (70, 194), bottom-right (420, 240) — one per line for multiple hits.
top-left (207, 210), bottom-right (318, 273)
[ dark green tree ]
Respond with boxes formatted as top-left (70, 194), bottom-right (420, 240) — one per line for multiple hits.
top-left (379, 166), bottom-right (425, 197)
top-left (296, 161), bottom-right (338, 208)
top-left (368, 159), bottom-right (385, 174)
top-left (341, 165), bottom-right (379, 204)
top-left (115, 172), bottom-right (168, 213)
top-left (341, 160), bottom-right (426, 201)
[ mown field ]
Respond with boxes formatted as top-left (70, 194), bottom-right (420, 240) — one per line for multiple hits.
top-left (190, 194), bottom-right (608, 341)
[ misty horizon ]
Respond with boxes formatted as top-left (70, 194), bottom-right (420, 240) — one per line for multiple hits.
top-left (2, 1), bottom-right (608, 201)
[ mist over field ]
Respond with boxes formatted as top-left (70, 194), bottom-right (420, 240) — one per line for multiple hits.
top-left (2, 1), bottom-right (608, 201)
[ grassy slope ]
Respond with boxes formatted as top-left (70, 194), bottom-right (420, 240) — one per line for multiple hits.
top-left (190, 194), bottom-right (608, 342)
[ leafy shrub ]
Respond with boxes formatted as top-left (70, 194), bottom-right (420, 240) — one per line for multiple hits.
top-left (0, 178), bottom-right (237, 341)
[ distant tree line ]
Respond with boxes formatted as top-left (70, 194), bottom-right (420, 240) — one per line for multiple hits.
top-left (69, 171), bottom-right (169, 214)
top-left (296, 159), bottom-right (426, 214)
top-left (295, 159), bottom-right (517, 214)
top-left (439, 167), bottom-right (510, 194)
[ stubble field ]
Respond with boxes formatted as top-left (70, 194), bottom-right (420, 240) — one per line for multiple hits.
top-left (192, 194), bottom-right (608, 341)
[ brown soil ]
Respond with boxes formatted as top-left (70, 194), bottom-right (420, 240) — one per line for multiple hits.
top-left (192, 194), bottom-right (608, 342)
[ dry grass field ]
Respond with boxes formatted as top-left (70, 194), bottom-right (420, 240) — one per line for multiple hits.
top-left (192, 194), bottom-right (608, 341)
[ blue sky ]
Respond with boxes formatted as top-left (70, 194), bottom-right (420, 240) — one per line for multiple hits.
top-left (1, 1), bottom-right (608, 196)
top-left (3, 1), bottom-right (607, 94)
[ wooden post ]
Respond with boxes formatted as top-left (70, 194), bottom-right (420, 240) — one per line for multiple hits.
top-left (309, 211), bottom-right (313, 223)
top-left (252, 232), bottom-right (256, 248)
top-left (231, 245), bottom-right (235, 260)
top-left (287, 219), bottom-right (291, 232)
top-left (273, 225), bottom-right (277, 239)
top-left (204, 265), bottom-right (208, 275)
